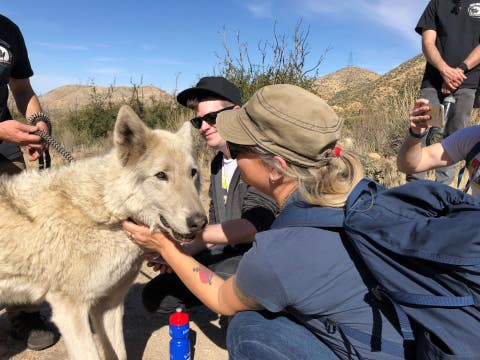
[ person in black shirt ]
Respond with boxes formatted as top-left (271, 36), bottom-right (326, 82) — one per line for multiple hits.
top-left (408, 0), bottom-right (480, 184)
top-left (0, 14), bottom-right (56, 354)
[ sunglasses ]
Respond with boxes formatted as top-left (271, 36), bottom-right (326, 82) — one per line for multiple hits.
top-left (190, 106), bottom-right (235, 129)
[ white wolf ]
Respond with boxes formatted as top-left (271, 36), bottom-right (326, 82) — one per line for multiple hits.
top-left (0, 105), bottom-right (207, 360)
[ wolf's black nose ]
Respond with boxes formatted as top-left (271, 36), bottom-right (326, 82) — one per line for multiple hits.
top-left (187, 213), bottom-right (208, 232)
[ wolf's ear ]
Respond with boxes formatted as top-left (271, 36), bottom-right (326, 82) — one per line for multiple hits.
top-left (114, 105), bottom-right (149, 166)
top-left (177, 121), bottom-right (193, 153)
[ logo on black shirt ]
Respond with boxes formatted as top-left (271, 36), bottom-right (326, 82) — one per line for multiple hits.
top-left (0, 45), bottom-right (11, 65)
top-left (468, 3), bottom-right (480, 17)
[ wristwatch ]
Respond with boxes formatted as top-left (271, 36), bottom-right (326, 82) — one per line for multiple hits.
top-left (408, 127), bottom-right (428, 139)
top-left (458, 62), bottom-right (469, 73)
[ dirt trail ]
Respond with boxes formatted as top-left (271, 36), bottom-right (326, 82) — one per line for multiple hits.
top-left (0, 264), bottom-right (228, 360)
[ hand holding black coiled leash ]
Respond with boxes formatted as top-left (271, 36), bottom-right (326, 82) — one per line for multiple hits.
top-left (32, 129), bottom-right (75, 164)
top-left (27, 112), bottom-right (75, 168)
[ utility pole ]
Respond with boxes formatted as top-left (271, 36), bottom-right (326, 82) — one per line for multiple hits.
top-left (348, 51), bottom-right (354, 67)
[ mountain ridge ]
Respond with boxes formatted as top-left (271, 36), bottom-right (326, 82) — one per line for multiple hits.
top-left (37, 54), bottom-right (427, 119)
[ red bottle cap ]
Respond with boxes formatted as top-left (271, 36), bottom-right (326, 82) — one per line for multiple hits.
top-left (169, 307), bottom-right (189, 326)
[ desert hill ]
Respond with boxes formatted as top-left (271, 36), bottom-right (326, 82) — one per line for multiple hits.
top-left (39, 85), bottom-right (172, 118)
top-left (35, 54), bottom-right (426, 120)
top-left (327, 54), bottom-right (426, 115)
top-left (314, 66), bottom-right (380, 102)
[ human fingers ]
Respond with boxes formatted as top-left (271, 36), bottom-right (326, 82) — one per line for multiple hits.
top-left (123, 221), bottom-right (171, 252)
top-left (16, 132), bottom-right (42, 146)
top-left (26, 147), bottom-right (41, 161)
top-left (35, 121), bottom-right (49, 133)
top-left (410, 102), bottom-right (430, 116)
top-left (413, 99), bottom-right (430, 109)
top-left (14, 121), bottom-right (38, 133)
top-left (409, 105), bottom-right (431, 129)
top-left (441, 82), bottom-right (452, 95)
top-left (122, 220), bottom-right (150, 238)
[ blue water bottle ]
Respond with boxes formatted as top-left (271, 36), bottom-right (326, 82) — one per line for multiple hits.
top-left (169, 307), bottom-right (190, 360)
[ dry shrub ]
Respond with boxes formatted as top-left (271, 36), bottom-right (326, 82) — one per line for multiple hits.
top-left (216, 19), bottom-right (329, 102)
top-left (341, 79), bottom-right (421, 187)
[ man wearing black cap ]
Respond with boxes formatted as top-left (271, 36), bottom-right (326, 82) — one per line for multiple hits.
top-left (141, 76), bottom-right (277, 314)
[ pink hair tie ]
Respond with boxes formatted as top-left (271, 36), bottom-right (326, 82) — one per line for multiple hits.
top-left (333, 146), bottom-right (342, 157)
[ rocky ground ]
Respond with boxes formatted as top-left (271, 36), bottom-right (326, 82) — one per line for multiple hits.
top-left (0, 264), bottom-right (228, 360)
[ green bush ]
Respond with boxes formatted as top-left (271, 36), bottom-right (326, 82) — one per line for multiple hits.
top-left (66, 86), bottom-right (119, 142)
top-left (64, 84), bottom-right (191, 146)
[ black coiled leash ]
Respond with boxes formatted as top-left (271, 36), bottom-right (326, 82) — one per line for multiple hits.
top-left (27, 112), bottom-right (75, 168)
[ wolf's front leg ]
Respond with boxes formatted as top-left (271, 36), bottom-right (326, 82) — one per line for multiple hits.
top-left (90, 300), bottom-right (126, 360)
top-left (48, 293), bottom-right (101, 360)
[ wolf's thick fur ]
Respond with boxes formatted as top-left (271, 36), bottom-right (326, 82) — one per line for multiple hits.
top-left (0, 105), bottom-right (207, 360)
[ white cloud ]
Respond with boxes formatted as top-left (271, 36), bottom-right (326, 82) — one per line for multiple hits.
top-left (303, 0), bottom-right (429, 46)
top-left (245, 0), bottom-right (273, 18)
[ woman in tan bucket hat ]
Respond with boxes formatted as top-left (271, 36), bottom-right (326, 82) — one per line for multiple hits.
top-left (123, 84), bottom-right (405, 359)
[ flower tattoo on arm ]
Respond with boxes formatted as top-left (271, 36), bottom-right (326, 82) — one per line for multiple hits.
top-left (193, 264), bottom-right (214, 285)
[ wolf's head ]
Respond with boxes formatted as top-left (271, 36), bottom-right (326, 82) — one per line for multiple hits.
top-left (106, 105), bottom-right (207, 242)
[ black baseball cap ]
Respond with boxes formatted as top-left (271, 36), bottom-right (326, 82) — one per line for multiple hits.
top-left (177, 76), bottom-right (242, 106)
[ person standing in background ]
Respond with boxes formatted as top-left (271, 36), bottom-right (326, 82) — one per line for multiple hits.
top-left (0, 14), bottom-right (56, 353)
top-left (407, 0), bottom-right (480, 184)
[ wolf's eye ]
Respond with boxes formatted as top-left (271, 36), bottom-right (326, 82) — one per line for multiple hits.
top-left (155, 171), bottom-right (168, 181)
top-left (191, 168), bottom-right (197, 178)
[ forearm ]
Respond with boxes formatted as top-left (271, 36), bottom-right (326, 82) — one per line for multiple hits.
top-left (197, 219), bottom-right (257, 245)
top-left (10, 79), bottom-right (42, 118)
top-left (181, 240), bottom-right (209, 255)
top-left (23, 94), bottom-right (42, 119)
top-left (463, 44), bottom-right (480, 70)
top-left (159, 240), bottom-right (230, 314)
top-left (397, 136), bottom-right (424, 173)
top-left (423, 40), bottom-right (449, 73)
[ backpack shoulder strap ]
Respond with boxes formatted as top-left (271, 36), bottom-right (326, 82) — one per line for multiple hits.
top-left (271, 178), bottom-right (376, 231)
top-left (271, 202), bottom-right (344, 230)
top-left (457, 141), bottom-right (480, 191)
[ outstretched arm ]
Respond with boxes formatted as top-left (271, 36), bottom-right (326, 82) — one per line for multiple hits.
top-left (397, 99), bottom-right (454, 174)
top-left (195, 219), bottom-right (257, 245)
top-left (123, 220), bottom-right (262, 316)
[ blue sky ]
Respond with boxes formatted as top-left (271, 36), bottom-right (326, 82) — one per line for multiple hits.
top-left (4, 0), bottom-right (428, 95)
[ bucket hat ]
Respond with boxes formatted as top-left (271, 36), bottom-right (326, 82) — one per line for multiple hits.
top-left (216, 84), bottom-right (342, 167)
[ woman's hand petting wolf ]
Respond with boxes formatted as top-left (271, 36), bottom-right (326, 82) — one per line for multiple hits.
top-left (122, 220), bottom-right (177, 253)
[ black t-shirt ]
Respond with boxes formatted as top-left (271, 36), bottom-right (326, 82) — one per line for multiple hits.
top-left (416, 0), bottom-right (480, 89)
top-left (0, 14), bottom-right (33, 160)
